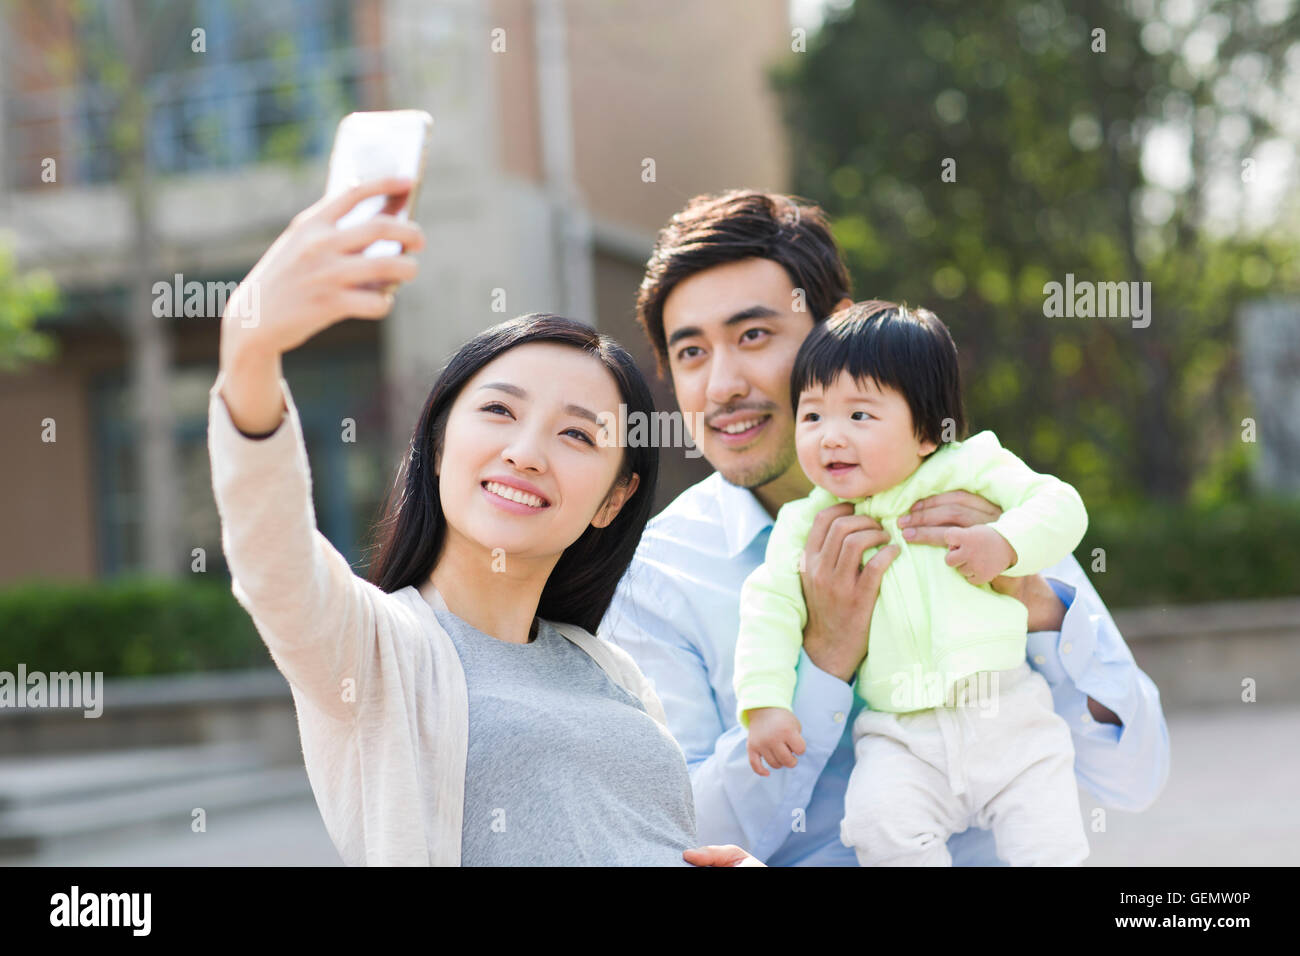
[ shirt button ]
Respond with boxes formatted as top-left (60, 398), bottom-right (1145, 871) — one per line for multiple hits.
top-left (833, 711), bottom-right (845, 723)
top-left (1061, 642), bottom-right (1073, 654)
top-left (1033, 654), bottom-right (1046, 665)
top-left (1081, 711), bottom-right (1093, 724)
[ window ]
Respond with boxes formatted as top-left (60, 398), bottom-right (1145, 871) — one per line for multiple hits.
top-left (4, 0), bottom-right (380, 187)
top-left (92, 347), bottom-right (392, 580)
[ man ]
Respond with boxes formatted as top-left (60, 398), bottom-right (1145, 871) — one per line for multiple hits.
top-left (597, 190), bottom-right (1170, 865)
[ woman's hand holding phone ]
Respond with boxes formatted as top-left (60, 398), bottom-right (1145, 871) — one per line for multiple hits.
top-left (217, 177), bottom-right (424, 435)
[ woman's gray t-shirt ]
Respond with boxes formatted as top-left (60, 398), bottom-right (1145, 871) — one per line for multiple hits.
top-left (434, 605), bottom-right (697, 866)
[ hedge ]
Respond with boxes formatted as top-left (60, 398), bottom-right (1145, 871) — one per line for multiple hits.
top-left (0, 576), bottom-right (267, 679)
top-left (1, 498), bottom-right (1296, 678)
top-left (1077, 498), bottom-right (1300, 609)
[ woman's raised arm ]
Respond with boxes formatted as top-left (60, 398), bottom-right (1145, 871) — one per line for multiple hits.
top-left (209, 179), bottom-right (425, 722)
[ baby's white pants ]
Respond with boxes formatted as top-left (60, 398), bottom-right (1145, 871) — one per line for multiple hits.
top-left (840, 661), bottom-right (1089, 866)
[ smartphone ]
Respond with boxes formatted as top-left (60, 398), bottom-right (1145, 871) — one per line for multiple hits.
top-left (324, 109), bottom-right (433, 261)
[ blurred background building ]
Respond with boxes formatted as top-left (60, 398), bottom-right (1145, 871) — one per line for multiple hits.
top-left (0, 0), bottom-right (790, 583)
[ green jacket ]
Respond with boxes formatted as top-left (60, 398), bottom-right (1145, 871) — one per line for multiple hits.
top-left (734, 430), bottom-right (1088, 717)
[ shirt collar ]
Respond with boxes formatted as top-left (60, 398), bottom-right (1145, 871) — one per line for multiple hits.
top-left (708, 471), bottom-right (778, 559)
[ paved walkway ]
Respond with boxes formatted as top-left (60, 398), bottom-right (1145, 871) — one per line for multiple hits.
top-left (18, 799), bottom-right (343, 866)
top-left (12, 704), bottom-right (1296, 866)
top-left (1084, 703), bottom-right (1299, 866)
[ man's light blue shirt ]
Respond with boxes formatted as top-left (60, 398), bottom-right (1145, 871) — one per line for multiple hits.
top-left (598, 471), bottom-right (1171, 865)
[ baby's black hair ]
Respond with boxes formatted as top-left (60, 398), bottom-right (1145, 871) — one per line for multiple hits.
top-left (789, 299), bottom-right (967, 451)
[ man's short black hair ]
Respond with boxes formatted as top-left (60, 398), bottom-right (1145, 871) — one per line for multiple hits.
top-left (636, 189), bottom-right (852, 378)
top-left (789, 299), bottom-right (967, 451)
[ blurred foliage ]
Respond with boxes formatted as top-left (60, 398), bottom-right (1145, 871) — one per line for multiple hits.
top-left (0, 578), bottom-right (267, 678)
top-left (0, 243), bottom-right (59, 372)
top-left (774, 0), bottom-right (1300, 513)
top-left (1078, 497), bottom-right (1300, 607)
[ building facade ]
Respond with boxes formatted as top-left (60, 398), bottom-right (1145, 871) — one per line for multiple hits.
top-left (0, 0), bottom-right (792, 583)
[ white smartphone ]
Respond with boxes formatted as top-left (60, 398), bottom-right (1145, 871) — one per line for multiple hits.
top-left (324, 109), bottom-right (433, 260)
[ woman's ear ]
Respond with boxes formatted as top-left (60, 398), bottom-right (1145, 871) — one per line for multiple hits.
top-left (591, 472), bottom-right (640, 529)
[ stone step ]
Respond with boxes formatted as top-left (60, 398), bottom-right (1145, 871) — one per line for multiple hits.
top-left (0, 667), bottom-right (300, 758)
top-left (0, 754), bottom-right (313, 858)
top-left (0, 741), bottom-right (269, 810)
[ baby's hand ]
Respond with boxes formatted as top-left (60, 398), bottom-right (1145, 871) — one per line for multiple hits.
top-left (744, 707), bottom-right (806, 776)
top-left (944, 525), bottom-right (1017, 586)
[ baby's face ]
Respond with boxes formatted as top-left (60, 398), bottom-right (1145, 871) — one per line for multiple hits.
top-left (795, 373), bottom-right (937, 499)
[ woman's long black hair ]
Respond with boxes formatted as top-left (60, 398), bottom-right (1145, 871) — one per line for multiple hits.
top-left (365, 313), bottom-right (659, 634)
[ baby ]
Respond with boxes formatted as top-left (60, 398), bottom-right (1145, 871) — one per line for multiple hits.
top-left (734, 300), bottom-right (1091, 866)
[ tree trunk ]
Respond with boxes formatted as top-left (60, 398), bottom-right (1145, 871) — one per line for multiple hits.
top-left (112, 0), bottom-right (179, 577)
top-left (1089, 0), bottom-right (1185, 500)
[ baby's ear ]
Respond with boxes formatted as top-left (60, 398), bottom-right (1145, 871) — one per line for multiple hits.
top-left (918, 437), bottom-right (938, 457)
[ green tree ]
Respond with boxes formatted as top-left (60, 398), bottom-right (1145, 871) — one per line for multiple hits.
top-left (0, 243), bottom-right (58, 371)
top-left (775, 0), bottom-right (1300, 507)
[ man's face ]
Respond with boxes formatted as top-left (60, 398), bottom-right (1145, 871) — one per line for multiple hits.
top-left (661, 258), bottom-right (815, 488)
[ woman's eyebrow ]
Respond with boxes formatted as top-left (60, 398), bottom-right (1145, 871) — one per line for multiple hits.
top-left (564, 404), bottom-right (600, 425)
top-left (478, 382), bottom-right (600, 425)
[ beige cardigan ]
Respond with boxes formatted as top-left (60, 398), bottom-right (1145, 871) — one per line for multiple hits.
top-left (206, 372), bottom-right (672, 866)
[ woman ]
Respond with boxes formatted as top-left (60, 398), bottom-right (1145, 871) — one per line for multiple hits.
top-left (209, 175), bottom-right (759, 866)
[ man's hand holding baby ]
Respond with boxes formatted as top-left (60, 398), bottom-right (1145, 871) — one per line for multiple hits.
top-left (942, 525), bottom-right (1018, 586)
top-left (744, 707), bottom-right (807, 776)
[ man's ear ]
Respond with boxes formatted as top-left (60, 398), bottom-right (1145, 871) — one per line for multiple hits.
top-left (592, 472), bottom-right (640, 529)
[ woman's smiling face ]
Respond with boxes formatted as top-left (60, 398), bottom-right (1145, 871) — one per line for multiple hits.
top-left (434, 341), bottom-right (640, 561)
